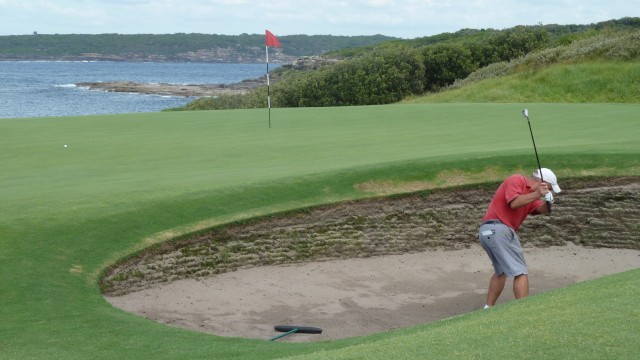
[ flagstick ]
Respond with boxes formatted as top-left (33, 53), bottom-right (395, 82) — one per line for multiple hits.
top-left (266, 45), bottom-right (271, 129)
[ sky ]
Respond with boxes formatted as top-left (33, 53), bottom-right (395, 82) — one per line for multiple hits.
top-left (0, 0), bottom-right (638, 39)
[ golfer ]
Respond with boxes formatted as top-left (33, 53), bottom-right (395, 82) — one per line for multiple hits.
top-left (478, 168), bottom-right (561, 308)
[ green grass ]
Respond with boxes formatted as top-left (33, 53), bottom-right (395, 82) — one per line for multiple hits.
top-left (287, 268), bottom-right (640, 359)
top-left (1, 103), bottom-right (639, 359)
top-left (404, 61), bottom-right (640, 103)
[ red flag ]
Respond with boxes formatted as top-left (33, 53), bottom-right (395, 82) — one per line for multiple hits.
top-left (265, 30), bottom-right (281, 48)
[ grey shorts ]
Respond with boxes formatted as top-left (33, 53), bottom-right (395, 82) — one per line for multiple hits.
top-left (478, 221), bottom-right (528, 277)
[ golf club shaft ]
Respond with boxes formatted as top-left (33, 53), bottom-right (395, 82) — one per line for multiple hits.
top-left (526, 117), bottom-right (552, 213)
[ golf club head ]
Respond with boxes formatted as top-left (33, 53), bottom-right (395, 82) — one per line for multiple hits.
top-left (522, 108), bottom-right (529, 120)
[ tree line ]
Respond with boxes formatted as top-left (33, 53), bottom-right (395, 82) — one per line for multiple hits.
top-left (0, 33), bottom-right (396, 61)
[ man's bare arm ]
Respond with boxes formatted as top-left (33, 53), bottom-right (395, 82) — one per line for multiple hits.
top-left (509, 183), bottom-right (550, 212)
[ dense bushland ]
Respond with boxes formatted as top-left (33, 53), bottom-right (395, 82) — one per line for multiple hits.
top-left (0, 33), bottom-right (396, 60)
top-left (277, 47), bottom-right (425, 106)
top-left (172, 18), bottom-right (639, 111)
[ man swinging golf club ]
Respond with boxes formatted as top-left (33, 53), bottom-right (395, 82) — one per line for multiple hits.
top-left (479, 109), bottom-right (561, 308)
top-left (479, 168), bottom-right (560, 308)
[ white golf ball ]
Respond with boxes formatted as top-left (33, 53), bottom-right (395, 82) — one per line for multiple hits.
top-left (64, 145), bottom-right (68, 148)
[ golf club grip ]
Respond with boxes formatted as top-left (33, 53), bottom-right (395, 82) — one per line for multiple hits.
top-left (274, 325), bottom-right (322, 334)
top-left (546, 200), bottom-right (552, 214)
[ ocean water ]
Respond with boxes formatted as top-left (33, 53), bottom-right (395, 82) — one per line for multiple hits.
top-left (0, 61), bottom-right (275, 119)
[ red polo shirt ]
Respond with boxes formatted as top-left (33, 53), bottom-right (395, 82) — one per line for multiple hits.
top-left (482, 174), bottom-right (542, 231)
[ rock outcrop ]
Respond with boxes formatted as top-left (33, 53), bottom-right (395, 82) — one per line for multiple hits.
top-left (77, 77), bottom-right (268, 97)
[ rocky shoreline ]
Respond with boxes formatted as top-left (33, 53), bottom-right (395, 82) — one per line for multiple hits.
top-left (75, 56), bottom-right (339, 97)
top-left (76, 77), bottom-right (267, 97)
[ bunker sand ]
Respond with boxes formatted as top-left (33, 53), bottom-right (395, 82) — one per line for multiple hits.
top-left (107, 243), bottom-right (640, 342)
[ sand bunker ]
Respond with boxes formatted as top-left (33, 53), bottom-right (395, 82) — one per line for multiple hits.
top-left (104, 178), bottom-right (640, 342)
top-left (106, 243), bottom-right (640, 342)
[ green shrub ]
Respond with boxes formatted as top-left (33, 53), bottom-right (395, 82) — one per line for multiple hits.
top-left (167, 87), bottom-right (268, 111)
top-left (422, 44), bottom-right (477, 92)
top-left (275, 47), bottom-right (425, 106)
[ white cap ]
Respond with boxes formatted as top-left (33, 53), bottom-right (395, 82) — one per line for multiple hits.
top-left (533, 168), bottom-right (561, 193)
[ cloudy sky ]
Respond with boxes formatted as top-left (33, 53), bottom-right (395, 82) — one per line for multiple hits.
top-left (0, 0), bottom-right (638, 38)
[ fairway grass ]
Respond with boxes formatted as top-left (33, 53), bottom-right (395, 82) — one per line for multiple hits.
top-left (1, 103), bottom-right (639, 359)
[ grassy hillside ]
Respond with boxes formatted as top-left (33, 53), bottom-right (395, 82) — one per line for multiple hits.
top-left (403, 61), bottom-right (640, 103)
top-left (1, 102), bottom-right (639, 359)
top-left (405, 29), bottom-right (640, 103)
